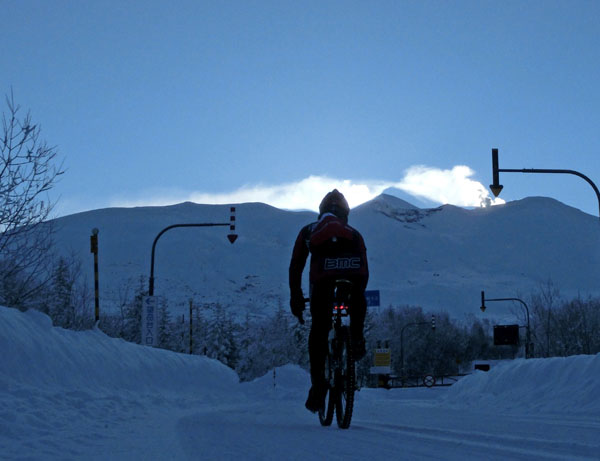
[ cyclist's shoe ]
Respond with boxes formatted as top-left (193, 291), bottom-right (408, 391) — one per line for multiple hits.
top-left (353, 336), bottom-right (367, 360)
top-left (305, 386), bottom-right (326, 413)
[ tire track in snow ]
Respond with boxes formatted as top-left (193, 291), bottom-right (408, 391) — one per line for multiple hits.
top-left (356, 420), bottom-right (599, 460)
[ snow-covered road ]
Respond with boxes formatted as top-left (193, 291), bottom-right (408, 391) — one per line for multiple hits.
top-left (1, 306), bottom-right (599, 460)
top-left (180, 387), bottom-right (600, 460)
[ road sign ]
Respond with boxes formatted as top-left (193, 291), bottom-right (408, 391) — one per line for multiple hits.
top-left (423, 375), bottom-right (436, 387)
top-left (365, 290), bottom-right (380, 307)
top-left (141, 296), bottom-right (158, 347)
top-left (370, 348), bottom-right (391, 374)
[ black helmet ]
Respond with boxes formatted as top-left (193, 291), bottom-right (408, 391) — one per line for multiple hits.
top-left (319, 189), bottom-right (350, 222)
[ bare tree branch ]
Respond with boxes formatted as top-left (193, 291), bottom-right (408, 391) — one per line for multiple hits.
top-left (0, 90), bottom-right (64, 307)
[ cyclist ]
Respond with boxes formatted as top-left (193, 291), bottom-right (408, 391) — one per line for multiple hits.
top-left (289, 189), bottom-right (369, 413)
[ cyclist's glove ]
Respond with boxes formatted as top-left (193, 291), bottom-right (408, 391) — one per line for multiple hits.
top-left (290, 296), bottom-right (305, 320)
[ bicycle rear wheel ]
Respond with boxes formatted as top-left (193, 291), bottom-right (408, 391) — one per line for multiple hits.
top-left (335, 328), bottom-right (355, 429)
top-left (318, 350), bottom-right (335, 426)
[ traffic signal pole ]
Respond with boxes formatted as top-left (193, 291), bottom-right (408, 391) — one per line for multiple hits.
top-left (488, 149), bottom-right (600, 324)
top-left (400, 319), bottom-right (436, 379)
top-left (148, 207), bottom-right (237, 296)
top-left (490, 148), bottom-right (600, 220)
top-left (481, 291), bottom-right (532, 358)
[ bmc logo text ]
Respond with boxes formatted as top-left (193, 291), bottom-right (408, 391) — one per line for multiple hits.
top-left (324, 257), bottom-right (361, 270)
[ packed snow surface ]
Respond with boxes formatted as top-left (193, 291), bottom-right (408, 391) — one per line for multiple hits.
top-left (1, 306), bottom-right (599, 460)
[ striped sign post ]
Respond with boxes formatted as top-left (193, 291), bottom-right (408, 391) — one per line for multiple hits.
top-left (227, 207), bottom-right (238, 243)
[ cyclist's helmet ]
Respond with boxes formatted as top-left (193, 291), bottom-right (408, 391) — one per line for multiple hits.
top-left (319, 189), bottom-right (350, 223)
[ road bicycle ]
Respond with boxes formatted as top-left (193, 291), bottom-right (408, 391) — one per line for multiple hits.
top-left (317, 279), bottom-right (356, 429)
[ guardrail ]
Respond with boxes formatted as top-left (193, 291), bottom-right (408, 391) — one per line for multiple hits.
top-left (372, 373), bottom-right (470, 389)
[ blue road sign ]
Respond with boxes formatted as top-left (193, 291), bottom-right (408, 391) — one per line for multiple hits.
top-left (365, 290), bottom-right (380, 307)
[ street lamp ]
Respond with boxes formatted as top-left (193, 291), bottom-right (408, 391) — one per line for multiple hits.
top-left (480, 290), bottom-right (532, 358)
top-left (490, 148), bottom-right (600, 220)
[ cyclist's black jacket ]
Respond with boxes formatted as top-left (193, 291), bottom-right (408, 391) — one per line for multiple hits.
top-left (289, 214), bottom-right (369, 299)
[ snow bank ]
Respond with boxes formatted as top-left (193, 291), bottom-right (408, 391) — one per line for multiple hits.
top-left (0, 306), bottom-right (239, 397)
top-left (3, 304), bottom-right (600, 460)
top-left (241, 364), bottom-right (310, 401)
top-left (444, 355), bottom-right (600, 415)
top-left (2, 305), bottom-right (599, 418)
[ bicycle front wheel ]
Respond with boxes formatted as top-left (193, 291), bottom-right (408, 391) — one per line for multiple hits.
top-left (334, 328), bottom-right (355, 429)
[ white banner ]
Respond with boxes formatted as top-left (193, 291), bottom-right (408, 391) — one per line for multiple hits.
top-left (141, 296), bottom-right (158, 347)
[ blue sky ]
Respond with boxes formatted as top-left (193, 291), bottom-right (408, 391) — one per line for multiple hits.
top-left (2, 0), bottom-right (600, 217)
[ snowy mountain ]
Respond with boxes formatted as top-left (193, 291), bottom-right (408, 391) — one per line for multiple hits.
top-left (49, 194), bottom-right (600, 318)
top-left (1, 305), bottom-right (599, 459)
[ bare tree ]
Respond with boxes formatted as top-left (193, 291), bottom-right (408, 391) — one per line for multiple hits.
top-left (0, 91), bottom-right (64, 307)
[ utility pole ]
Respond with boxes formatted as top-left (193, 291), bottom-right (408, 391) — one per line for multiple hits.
top-left (189, 299), bottom-right (193, 354)
top-left (90, 228), bottom-right (100, 323)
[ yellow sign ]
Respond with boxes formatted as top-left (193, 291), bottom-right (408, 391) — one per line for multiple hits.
top-left (373, 348), bottom-right (391, 367)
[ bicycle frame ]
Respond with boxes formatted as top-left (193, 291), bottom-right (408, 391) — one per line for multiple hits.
top-left (319, 279), bottom-right (356, 429)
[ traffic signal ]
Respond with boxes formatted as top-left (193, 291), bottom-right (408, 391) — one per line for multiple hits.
top-left (490, 148), bottom-right (504, 197)
top-left (431, 314), bottom-right (436, 330)
top-left (227, 207), bottom-right (238, 244)
top-left (493, 324), bottom-right (520, 346)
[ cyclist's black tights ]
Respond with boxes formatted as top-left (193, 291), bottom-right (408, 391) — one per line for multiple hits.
top-left (308, 282), bottom-right (366, 388)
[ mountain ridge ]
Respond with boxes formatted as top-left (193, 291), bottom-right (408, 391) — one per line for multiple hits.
top-left (48, 194), bottom-right (600, 319)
